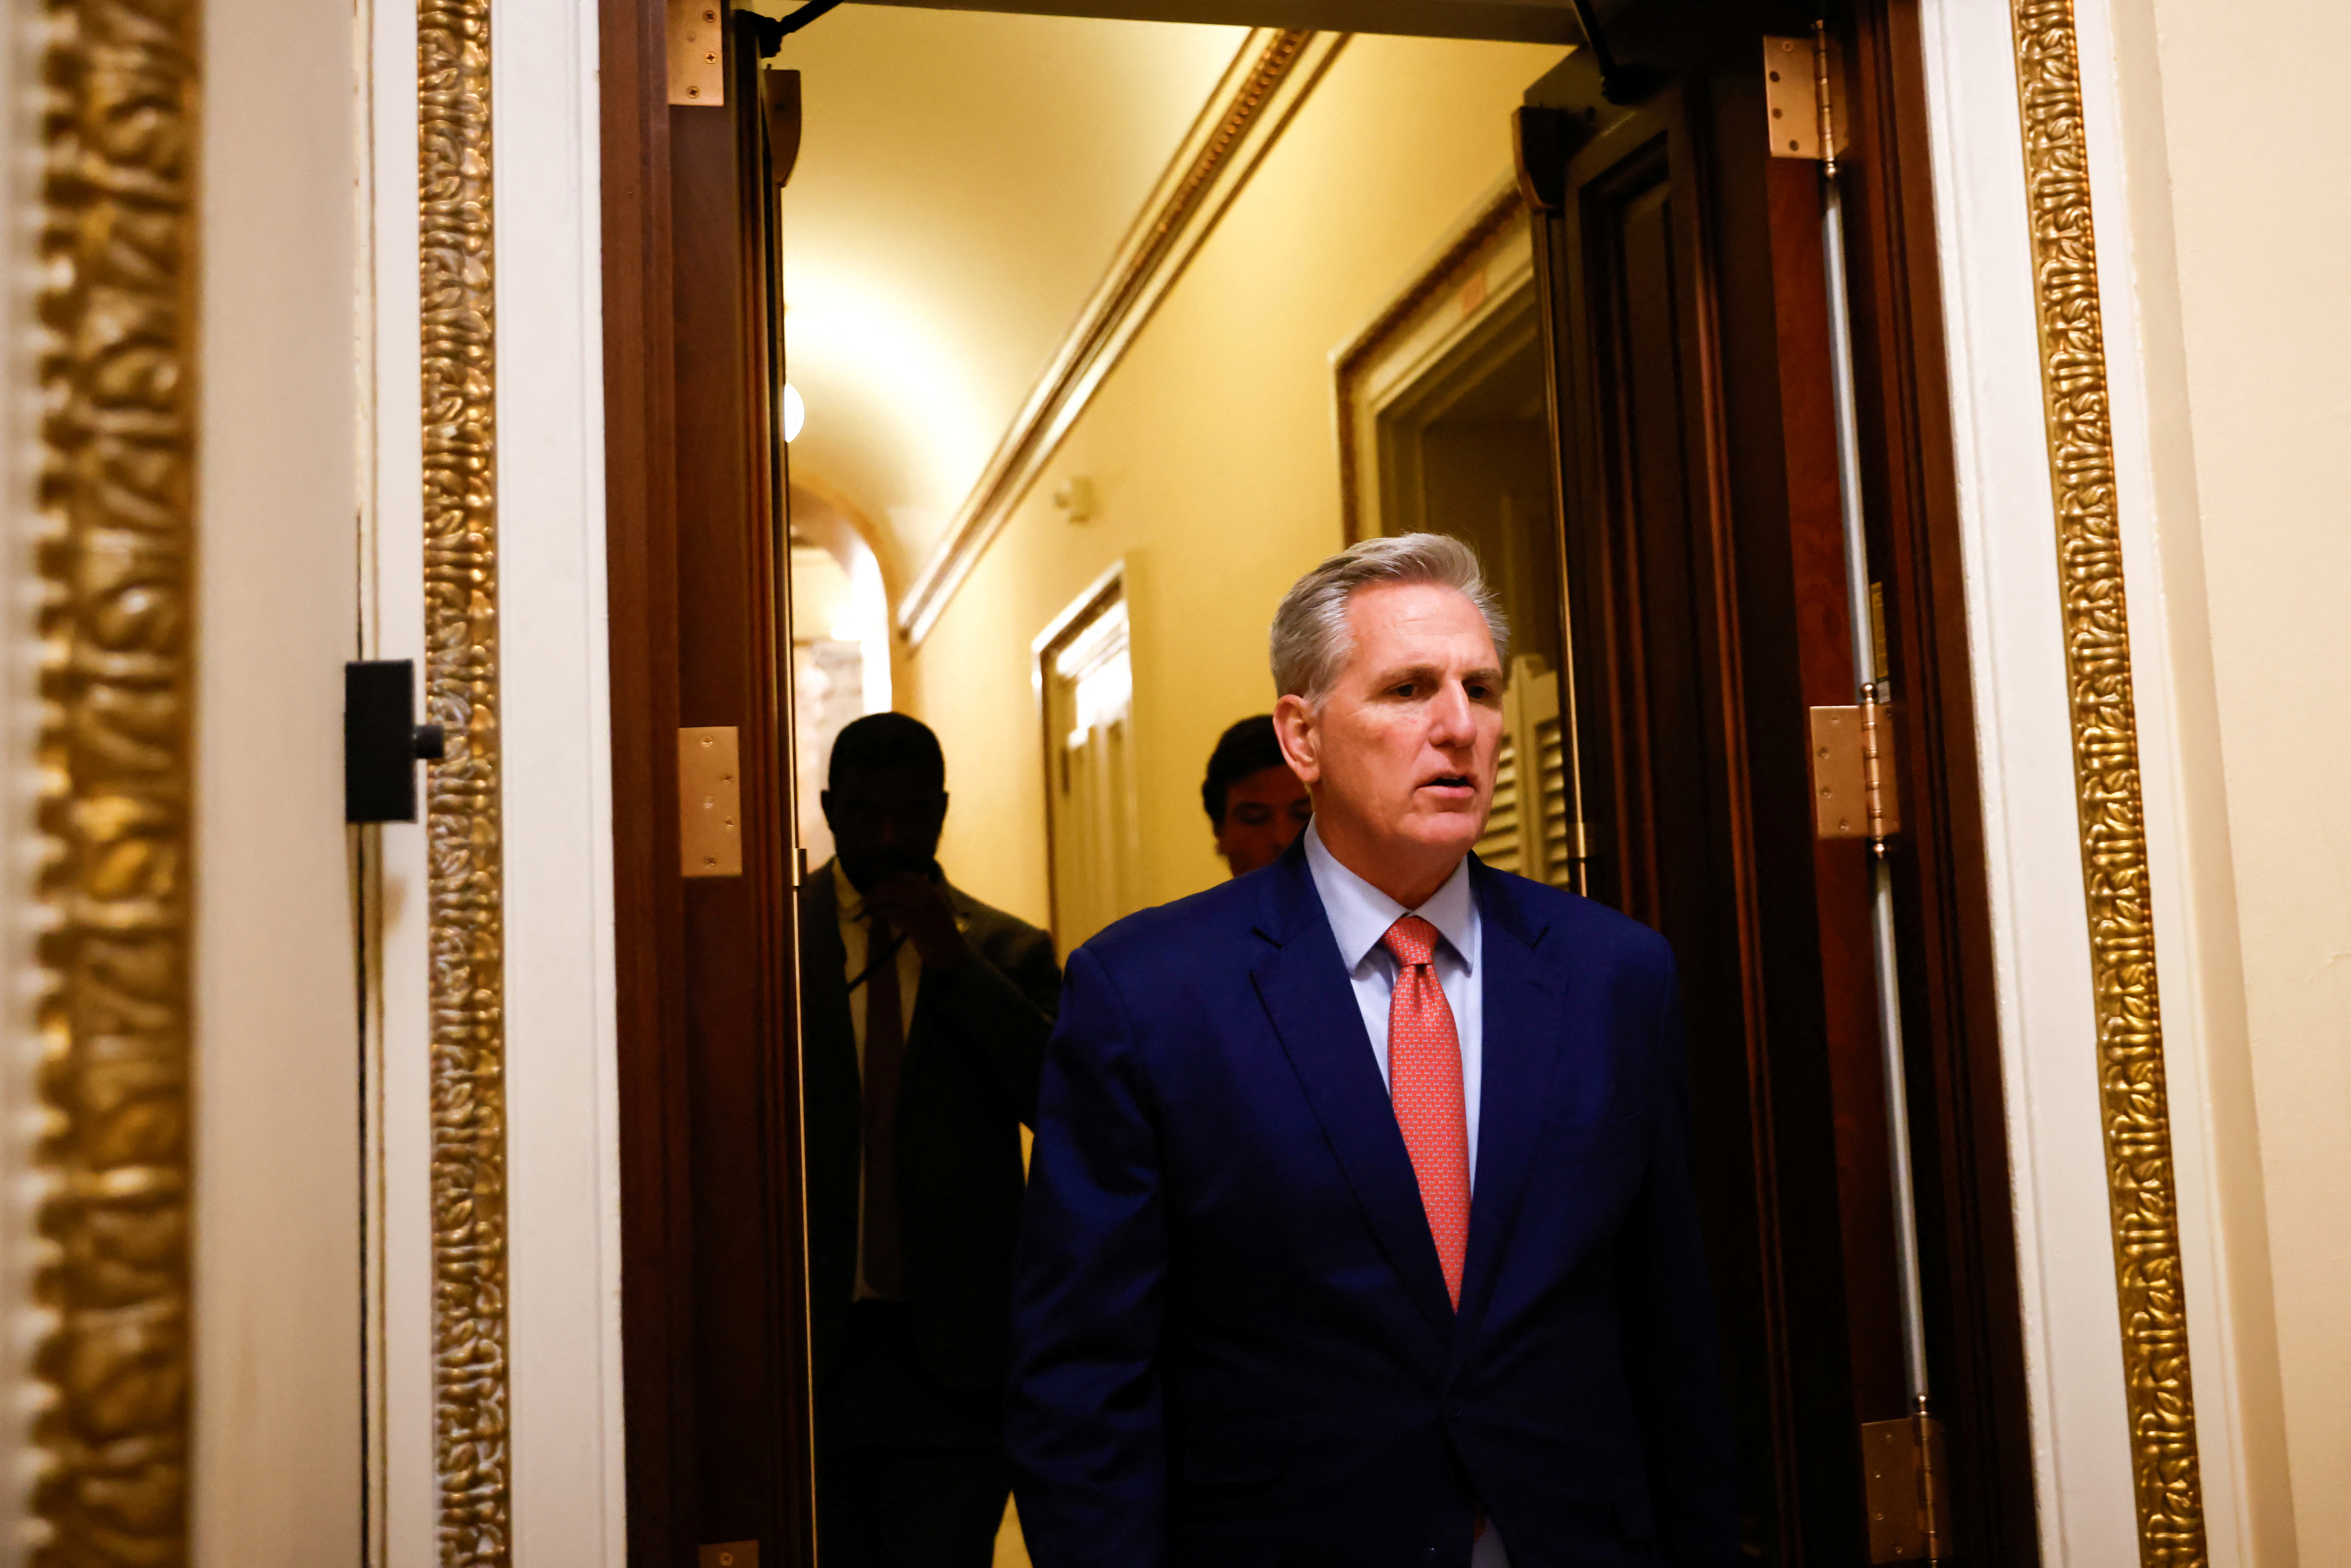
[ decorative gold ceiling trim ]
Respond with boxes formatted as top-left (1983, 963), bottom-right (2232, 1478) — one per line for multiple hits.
top-left (2009, 5), bottom-right (2206, 1562)
top-left (32, 0), bottom-right (201, 1555)
top-left (895, 27), bottom-right (1349, 646)
top-left (420, 0), bottom-right (513, 1560)
top-left (848, 0), bottom-right (1582, 45)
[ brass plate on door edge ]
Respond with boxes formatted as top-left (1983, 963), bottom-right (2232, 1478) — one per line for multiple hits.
top-left (681, 726), bottom-right (744, 877)
top-left (667, 0), bottom-right (724, 105)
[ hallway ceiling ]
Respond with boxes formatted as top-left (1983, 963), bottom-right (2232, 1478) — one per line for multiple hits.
top-left (762, 4), bottom-right (1248, 586)
top-left (850, 0), bottom-right (1586, 43)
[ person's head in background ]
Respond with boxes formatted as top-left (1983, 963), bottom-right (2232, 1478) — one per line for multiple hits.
top-left (1202, 715), bottom-right (1311, 879)
top-left (822, 712), bottom-right (947, 894)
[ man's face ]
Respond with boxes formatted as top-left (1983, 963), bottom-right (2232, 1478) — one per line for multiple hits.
top-left (1275, 582), bottom-right (1502, 895)
top-left (1215, 763), bottom-right (1312, 879)
top-left (821, 764), bottom-right (947, 893)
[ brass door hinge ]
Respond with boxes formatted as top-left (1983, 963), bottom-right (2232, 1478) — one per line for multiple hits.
top-left (680, 726), bottom-right (744, 877)
top-left (1809, 699), bottom-right (1901, 840)
top-left (667, 0), bottom-right (724, 106)
top-left (1764, 34), bottom-right (1849, 161)
top-left (1861, 1413), bottom-right (1949, 1562)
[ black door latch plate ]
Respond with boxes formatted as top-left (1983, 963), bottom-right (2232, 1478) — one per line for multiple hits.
top-left (345, 660), bottom-right (446, 823)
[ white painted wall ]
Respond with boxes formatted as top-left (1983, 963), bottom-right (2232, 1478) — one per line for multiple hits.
top-left (488, 0), bottom-right (625, 1556)
top-left (369, 0), bottom-right (622, 1558)
top-left (2071, 4), bottom-right (2298, 1562)
top-left (192, 0), bottom-right (365, 1558)
top-left (367, 0), bottom-right (431, 1551)
top-left (364, 0), bottom-right (435, 1551)
top-left (2102, 0), bottom-right (2351, 1557)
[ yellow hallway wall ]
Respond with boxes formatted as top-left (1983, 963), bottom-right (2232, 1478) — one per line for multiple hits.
top-left (913, 33), bottom-right (1562, 934)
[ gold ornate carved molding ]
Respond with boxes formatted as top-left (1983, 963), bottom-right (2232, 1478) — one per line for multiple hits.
top-left (420, 0), bottom-right (513, 1560)
top-left (895, 28), bottom-right (1348, 645)
top-left (2009, 4), bottom-right (2205, 1562)
top-left (32, 0), bottom-right (200, 1556)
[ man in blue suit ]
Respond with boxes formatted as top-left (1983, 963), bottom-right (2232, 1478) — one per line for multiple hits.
top-left (1007, 534), bottom-right (1736, 1567)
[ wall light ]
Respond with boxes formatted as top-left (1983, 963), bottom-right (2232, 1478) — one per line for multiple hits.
top-left (781, 382), bottom-right (806, 443)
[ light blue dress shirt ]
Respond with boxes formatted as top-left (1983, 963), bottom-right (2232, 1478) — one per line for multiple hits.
top-left (1302, 820), bottom-right (1484, 1182)
top-left (1301, 822), bottom-right (1509, 1567)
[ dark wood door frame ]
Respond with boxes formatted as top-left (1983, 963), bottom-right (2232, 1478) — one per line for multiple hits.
top-left (1524, 54), bottom-right (1873, 1559)
top-left (603, 4), bottom-right (811, 1562)
top-left (1520, 7), bottom-right (2034, 1561)
top-left (598, 0), bottom-right (693, 1551)
top-left (597, 2), bottom-right (2031, 1564)
top-left (1839, 5), bottom-right (2040, 1557)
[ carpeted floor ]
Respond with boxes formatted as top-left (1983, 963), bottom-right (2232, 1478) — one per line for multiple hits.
top-left (993, 1499), bottom-right (1030, 1568)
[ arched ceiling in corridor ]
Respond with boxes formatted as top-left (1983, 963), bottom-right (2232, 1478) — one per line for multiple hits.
top-left (758, 4), bottom-right (1249, 586)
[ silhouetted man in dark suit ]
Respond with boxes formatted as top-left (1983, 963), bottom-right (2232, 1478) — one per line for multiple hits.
top-left (803, 713), bottom-right (1062, 1567)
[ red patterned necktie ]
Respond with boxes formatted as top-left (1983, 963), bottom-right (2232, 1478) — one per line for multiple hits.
top-left (1382, 915), bottom-right (1470, 1310)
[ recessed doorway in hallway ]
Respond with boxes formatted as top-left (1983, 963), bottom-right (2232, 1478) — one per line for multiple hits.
top-left (602, 4), bottom-right (2036, 1563)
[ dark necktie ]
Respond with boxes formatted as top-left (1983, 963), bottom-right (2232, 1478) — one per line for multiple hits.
top-left (862, 912), bottom-right (905, 1297)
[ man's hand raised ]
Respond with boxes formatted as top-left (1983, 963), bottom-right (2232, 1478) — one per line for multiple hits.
top-left (863, 873), bottom-right (972, 973)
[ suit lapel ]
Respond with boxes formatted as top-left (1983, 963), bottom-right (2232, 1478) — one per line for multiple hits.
top-left (1251, 847), bottom-right (1457, 1343)
top-left (800, 866), bottom-right (858, 1070)
top-left (1454, 861), bottom-right (1562, 1346)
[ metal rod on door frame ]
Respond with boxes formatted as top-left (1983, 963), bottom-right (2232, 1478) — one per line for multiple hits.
top-left (1809, 23), bottom-right (1947, 1563)
top-left (1812, 22), bottom-right (1931, 1420)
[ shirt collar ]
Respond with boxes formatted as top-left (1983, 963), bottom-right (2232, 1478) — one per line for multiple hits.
top-left (1302, 820), bottom-right (1476, 972)
top-left (831, 857), bottom-right (968, 932)
top-left (831, 858), bottom-right (866, 923)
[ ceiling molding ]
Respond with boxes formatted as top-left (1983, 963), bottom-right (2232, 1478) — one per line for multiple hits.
top-left (895, 27), bottom-right (1349, 645)
top-left (851, 0), bottom-right (1584, 46)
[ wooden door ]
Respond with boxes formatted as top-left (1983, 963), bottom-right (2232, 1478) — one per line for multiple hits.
top-left (604, 5), bottom-right (814, 1562)
top-left (1516, 7), bottom-right (2034, 1561)
top-left (1042, 592), bottom-right (1143, 954)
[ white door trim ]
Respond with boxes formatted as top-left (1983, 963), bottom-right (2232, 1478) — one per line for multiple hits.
top-left (1918, 1), bottom-right (2283, 1560)
top-left (369, 0), bottom-right (623, 1553)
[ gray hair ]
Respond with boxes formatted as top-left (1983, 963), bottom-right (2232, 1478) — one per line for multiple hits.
top-left (1269, 532), bottom-right (1510, 703)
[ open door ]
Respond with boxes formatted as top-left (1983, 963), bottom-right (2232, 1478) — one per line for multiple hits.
top-left (604, 6), bottom-right (815, 1561)
top-left (1515, 9), bottom-right (2033, 1562)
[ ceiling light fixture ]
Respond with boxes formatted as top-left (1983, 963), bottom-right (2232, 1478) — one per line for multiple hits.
top-left (781, 382), bottom-right (806, 443)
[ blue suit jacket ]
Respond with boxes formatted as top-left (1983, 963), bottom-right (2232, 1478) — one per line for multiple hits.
top-left (1007, 841), bottom-right (1738, 1568)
